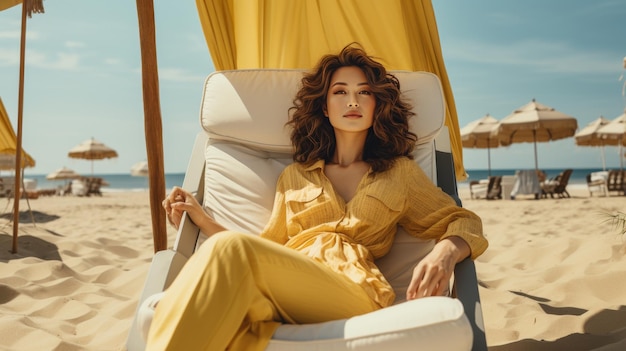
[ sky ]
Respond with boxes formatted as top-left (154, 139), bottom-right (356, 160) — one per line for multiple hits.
top-left (0, 0), bottom-right (625, 177)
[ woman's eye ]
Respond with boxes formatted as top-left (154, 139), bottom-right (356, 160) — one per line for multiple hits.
top-left (333, 90), bottom-right (346, 95)
top-left (359, 90), bottom-right (372, 95)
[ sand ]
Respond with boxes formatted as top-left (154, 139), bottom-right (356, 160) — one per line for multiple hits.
top-left (0, 187), bottom-right (625, 350)
top-left (0, 192), bottom-right (177, 351)
top-left (463, 185), bottom-right (626, 351)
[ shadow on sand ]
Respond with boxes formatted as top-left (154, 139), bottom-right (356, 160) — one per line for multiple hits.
top-left (489, 306), bottom-right (626, 351)
top-left (0, 233), bottom-right (62, 262)
top-left (0, 210), bottom-right (60, 224)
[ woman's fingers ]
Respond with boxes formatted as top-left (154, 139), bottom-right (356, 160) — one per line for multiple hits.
top-left (162, 187), bottom-right (192, 229)
top-left (407, 261), bottom-right (451, 300)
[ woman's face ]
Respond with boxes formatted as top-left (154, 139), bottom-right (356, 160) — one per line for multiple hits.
top-left (324, 66), bottom-right (376, 135)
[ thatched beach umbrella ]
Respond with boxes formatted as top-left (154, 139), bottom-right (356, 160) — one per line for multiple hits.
top-left (46, 166), bottom-right (81, 181)
top-left (460, 114), bottom-right (501, 176)
top-left (495, 99), bottom-right (578, 172)
top-left (131, 160), bottom-right (149, 177)
top-left (68, 138), bottom-right (118, 175)
top-left (574, 116), bottom-right (611, 171)
top-left (597, 111), bottom-right (626, 170)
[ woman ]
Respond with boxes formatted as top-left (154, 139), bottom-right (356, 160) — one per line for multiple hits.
top-left (147, 44), bottom-right (488, 350)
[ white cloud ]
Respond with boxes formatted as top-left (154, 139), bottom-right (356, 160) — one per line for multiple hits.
top-left (158, 67), bottom-right (204, 82)
top-left (26, 50), bottom-right (81, 70)
top-left (0, 30), bottom-right (20, 39)
top-left (104, 57), bottom-right (123, 65)
top-left (445, 39), bottom-right (621, 75)
top-left (65, 41), bottom-right (84, 48)
top-left (0, 47), bottom-right (19, 65)
top-left (0, 46), bottom-right (83, 71)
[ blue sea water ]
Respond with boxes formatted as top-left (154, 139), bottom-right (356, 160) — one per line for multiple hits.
top-left (460, 168), bottom-right (610, 186)
top-left (23, 167), bottom-right (614, 191)
top-left (23, 173), bottom-right (186, 192)
top-left (20, 168), bottom-right (614, 192)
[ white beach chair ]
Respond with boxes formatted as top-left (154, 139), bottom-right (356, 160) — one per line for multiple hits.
top-left (126, 69), bottom-right (487, 351)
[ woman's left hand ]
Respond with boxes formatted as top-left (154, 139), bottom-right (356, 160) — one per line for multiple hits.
top-left (406, 236), bottom-right (470, 300)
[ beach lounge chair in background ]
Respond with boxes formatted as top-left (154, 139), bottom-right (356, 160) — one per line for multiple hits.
top-left (0, 177), bottom-right (14, 198)
top-left (86, 177), bottom-right (103, 196)
top-left (485, 176), bottom-right (502, 200)
top-left (71, 178), bottom-right (88, 196)
top-left (541, 169), bottom-right (573, 199)
top-left (586, 171), bottom-right (608, 197)
top-left (71, 177), bottom-right (104, 197)
top-left (469, 175), bottom-right (503, 200)
top-left (60, 182), bottom-right (72, 196)
top-left (607, 170), bottom-right (626, 196)
top-left (126, 70), bottom-right (487, 351)
top-left (510, 169), bottom-right (541, 199)
top-left (469, 179), bottom-right (489, 199)
top-left (501, 175), bottom-right (516, 200)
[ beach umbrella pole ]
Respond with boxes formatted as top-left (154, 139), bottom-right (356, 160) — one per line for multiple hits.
top-left (601, 145), bottom-right (606, 171)
top-left (487, 145), bottom-right (492, 177)
top-left (533, 130), bottom-right (539, 172)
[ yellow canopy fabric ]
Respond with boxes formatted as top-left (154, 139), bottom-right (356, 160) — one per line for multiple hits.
top-left (0, 97), bottom-right (35, 169)
top-left (196, 0), bottom-right (467, 179)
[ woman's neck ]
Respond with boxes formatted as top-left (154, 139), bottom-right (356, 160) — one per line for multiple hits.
top-left (331, 132), bottom-right (366, 167)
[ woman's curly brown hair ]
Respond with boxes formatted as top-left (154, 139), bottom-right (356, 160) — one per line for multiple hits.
top-left (287, 44), bottom-right (417, 173)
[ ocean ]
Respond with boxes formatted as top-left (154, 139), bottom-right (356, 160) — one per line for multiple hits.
top-left (460, 168), bottom-right (607, 186)
top-left (18, 167), bottom-right (612, 192)
top-left (22, 173), bottom-right (186, 192)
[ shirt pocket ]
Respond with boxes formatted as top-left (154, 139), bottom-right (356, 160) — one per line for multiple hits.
top-left (359, 185), bottom-right (404, 224)
top-left (284, 185), bottom-right (335, 233)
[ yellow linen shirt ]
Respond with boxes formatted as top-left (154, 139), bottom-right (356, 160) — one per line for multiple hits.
top-left (260, 157), bottom-right (487, 307)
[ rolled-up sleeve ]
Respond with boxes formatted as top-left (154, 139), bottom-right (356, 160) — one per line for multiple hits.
top-left (398, 161), bottom-right (488, 259)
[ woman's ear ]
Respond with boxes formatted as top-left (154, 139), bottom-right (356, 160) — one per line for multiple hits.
top-left (323, 105), bottom-right (328, 117)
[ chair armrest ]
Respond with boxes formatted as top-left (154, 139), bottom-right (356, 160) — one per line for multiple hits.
top-left (126, 250), bottom-right (189, 351)
top-left (173, 132), bottom-right (207, 258)
top-left (127, 132), bottom-right (208, 350)
top-left (453, 258), bottom-right (487, 351)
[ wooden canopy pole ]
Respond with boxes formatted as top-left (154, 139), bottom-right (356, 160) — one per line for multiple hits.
top-left (136, 0), bottom-right (168, 252)
top-left (10, 0), bottom-right (45, 253)
top-left (11, 0), bottom-right (29, 253)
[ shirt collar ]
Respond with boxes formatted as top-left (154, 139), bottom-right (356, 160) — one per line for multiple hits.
top-left (303, 159), bottom-right (325, 172)
top-left (303, 159), bottom-right (374, 177)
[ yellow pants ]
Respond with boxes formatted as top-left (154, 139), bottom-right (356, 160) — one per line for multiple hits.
top-left (146, 231), bottom-right (380, 351)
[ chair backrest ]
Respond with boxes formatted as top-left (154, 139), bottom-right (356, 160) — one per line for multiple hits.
top-left (607, 170), bottom-right (625, 192)
top-left (486, 176), bottom-right (502, 200)
top-left (554, 169), bottom-right (573, 191)
top-left (198, 69), bottom-right (447, 303)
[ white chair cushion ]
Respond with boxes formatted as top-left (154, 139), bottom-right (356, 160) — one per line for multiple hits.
top-left (200, 69), bottom-right (445, 152)
top-left (268, 297), bottom-right (472, 350)
top-left (138, 294), bottom-right (472, 350)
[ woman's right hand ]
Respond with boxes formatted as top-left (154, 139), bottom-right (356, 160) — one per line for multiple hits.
top-left (162, 186), bottom-right (201, 229)
top-left (162, 186), bottom-right (227, 235)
